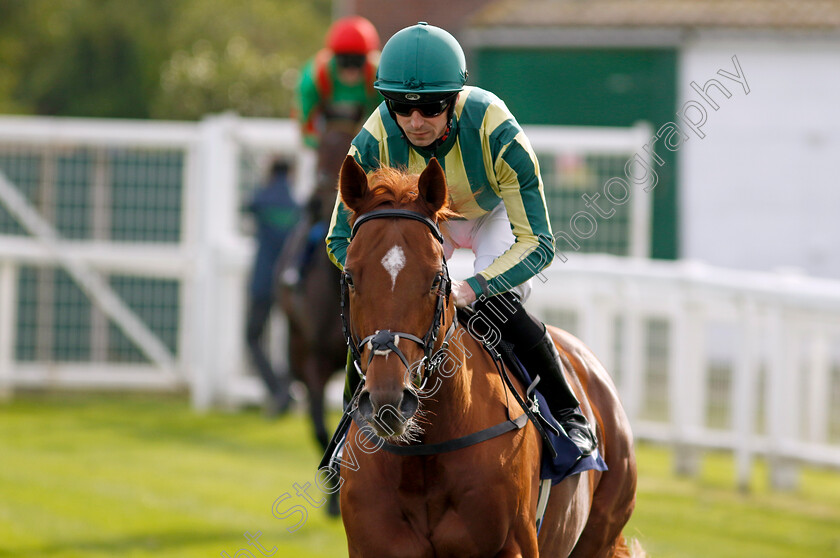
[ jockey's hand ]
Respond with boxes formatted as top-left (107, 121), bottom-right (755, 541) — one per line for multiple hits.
top-left (451, 280), bottom-right (477, 308)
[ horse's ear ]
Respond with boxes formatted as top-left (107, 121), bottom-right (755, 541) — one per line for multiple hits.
top-left (339, 155), bottom-right (369, 212)
top-left (418, 158), bottom-right (448, 214)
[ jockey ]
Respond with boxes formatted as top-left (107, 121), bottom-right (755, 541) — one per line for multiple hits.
top-left (294, 15), bottom-right (382, 150)
top-left (325, 22), bottom-right (598, 456)
top-left (284, 15), bottom-right (382, 286)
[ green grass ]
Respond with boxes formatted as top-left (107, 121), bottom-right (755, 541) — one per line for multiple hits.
top-left (1, 392), bottom-right (839, 557)
top-left (626, 447), bottom-right (840, 557)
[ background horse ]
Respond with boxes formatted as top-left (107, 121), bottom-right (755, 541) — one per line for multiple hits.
top-left (336, 155), bottom-right (638, 557)
top-left (278, 120), bottom-right (354, 450)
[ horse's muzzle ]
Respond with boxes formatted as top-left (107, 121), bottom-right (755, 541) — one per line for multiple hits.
top-left (357, 388), bottom-right (419, 438)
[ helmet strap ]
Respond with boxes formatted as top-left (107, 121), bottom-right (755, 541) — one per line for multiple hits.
top-left (438, 98), bottom-right (458, 142)
top-left (435, 123), bottom-right (452, 147)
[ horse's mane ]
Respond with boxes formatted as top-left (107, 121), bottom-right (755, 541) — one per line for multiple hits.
top-left (348, 166), bottom-right (460, 223)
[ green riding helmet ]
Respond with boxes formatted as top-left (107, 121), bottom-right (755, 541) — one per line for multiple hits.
top-left (374, 22), bottom-right (467, 101)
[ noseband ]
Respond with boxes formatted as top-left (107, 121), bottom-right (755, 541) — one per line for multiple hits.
top-left (340, 208), bottom-right (456, 390)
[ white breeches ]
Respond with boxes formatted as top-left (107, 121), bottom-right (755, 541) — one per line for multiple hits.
top-left (441, 202), bottom-right (533, 303)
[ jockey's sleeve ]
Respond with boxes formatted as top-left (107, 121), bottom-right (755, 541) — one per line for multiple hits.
top-left (462, 105), bottom-right (556, 299)
top-left (326, 196), bottom-right (352, 270)
top-left (295, 59), bottom-right (321, 149)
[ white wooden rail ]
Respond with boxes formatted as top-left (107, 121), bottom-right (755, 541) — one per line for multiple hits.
top-left (459, 253), bottom-right (840, 487)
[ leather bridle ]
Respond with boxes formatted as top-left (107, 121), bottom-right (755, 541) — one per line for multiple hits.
top-left (340, 208), bottom-right (457, 390)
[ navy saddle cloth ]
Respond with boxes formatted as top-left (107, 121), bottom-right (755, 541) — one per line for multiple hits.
top-left (495, 339), bottom-right (608, 486)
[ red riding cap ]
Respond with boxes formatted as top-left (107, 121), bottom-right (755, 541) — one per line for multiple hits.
top-left (326, 16), bottom-right (380, 54)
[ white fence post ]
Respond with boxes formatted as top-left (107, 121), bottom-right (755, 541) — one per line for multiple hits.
top-left (629, 121), bottom-right (653, 259)
top-left (0, 261), bottom-right (16, 400)
top-left (189, 113), bottom-right (243, 409)
top-left (179, 135), bottom-right (201, 402)
top-left (578, 291), bottom-right (614, 375)
top-left (807, 328), bottom-right (831, 445)
top-left (733, 297), bottom-right (759, 491)
top-left (619, 294), bottom-right (645, 427)
top-left (670, 296), bottom-right (705, 476)
top-left (765, 305), bottom-right (800, 490)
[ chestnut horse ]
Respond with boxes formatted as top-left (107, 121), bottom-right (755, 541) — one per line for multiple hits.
top-left (335, 155), bottom-right (638, 557)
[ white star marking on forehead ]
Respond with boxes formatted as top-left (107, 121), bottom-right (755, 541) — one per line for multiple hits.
top-left (381, 245), bottom-right (406, 291)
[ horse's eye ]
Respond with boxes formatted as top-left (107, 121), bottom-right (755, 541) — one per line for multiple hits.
top-left (431, 274), bottom-right (442, 291)
top-left (344, 272), bottom-right (355, 290)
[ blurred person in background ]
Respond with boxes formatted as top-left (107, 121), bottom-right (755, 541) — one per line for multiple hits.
top-left (326, 22), bottom-right (597, 456)
top-left (246, 158), bottom-right (299, 417)
top-left (294, 15), bottom-right (382, 150)
top-left (284, 15), bottom-right (381, 286)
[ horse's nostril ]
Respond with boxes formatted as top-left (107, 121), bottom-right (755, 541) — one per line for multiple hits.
top-left (358, 391), bottom-right (374, 421)
top-left (400, 389), bottom-right (419, 418)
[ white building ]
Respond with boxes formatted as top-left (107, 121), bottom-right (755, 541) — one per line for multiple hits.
top-left (465, 0), bottom-right (840, 277)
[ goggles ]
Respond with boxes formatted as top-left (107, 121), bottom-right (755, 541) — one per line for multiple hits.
top-left (386, 95), bottom-right (455, 118)
top-left (335, 54), bottom-right (367, 69)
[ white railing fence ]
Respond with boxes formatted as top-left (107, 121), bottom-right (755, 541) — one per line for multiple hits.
top-left (499, 254), bottom-right (840, 489)
top-left (2, 114), bottom-right (837, 486)
top-left (0, 114), bottom-right (302, 407)
top-left (0, 114), bottom-right (651, 406)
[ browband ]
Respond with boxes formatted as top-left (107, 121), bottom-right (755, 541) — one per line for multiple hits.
top-left (351, 208), bottom-right (444, 244)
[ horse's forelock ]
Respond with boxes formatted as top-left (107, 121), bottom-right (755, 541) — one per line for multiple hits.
top-left (351, 166), bottom-right (458, 223)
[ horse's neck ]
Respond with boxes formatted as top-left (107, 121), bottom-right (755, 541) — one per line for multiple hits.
top-left (322, 119), bottom-right (359, 138)
top-left (310, 185), bottom-right (337, 222)
top-left (420, 326), bottom-right (492, 436)
top-left (312, 129), bottom-right (351, 222)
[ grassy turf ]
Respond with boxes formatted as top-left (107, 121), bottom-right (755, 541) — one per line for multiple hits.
top-left (1, 392), bottom-right (839, 557)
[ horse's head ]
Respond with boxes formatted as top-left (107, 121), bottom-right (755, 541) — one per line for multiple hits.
top-left (312, 125), bottom-right (357, 223)
top-left (339, 155), bottom-right (455, 440)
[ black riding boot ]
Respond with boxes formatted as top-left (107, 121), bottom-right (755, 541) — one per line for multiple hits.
top-left (517, 328), bottom-right (598, 456)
